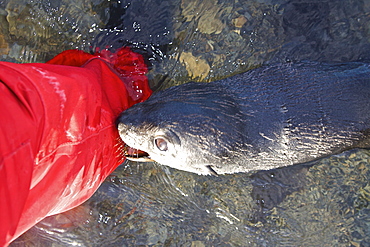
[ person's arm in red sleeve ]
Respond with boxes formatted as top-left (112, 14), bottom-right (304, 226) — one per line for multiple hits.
top-left (0, 47), bottom-right (152, 246)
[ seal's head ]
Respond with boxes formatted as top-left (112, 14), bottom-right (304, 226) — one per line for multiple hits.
top-left (120, 62), bottom-right (370, 175)
top-left (117, 82), bottom-right (246, 175)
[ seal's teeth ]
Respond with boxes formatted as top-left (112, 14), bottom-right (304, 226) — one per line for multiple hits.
top-left (123, 144), bottom-right (153, 162)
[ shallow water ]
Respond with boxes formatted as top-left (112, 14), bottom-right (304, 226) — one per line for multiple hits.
top-left (3, 0), bottom-right (370, 246)
top-left (12, 149), bottom-right (370, 246)
top-left (0, 0), bottom-right (109, 62)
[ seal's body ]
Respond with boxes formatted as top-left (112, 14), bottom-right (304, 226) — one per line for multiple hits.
top-left (117, 62), bottom-right (370, 175)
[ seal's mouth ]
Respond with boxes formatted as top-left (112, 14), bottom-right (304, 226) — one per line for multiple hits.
top-left (123, 144), bottom-right (154, 162)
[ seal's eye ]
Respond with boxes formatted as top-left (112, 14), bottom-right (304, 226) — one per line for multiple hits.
top-left (155, 137), bottom-right (168, 151)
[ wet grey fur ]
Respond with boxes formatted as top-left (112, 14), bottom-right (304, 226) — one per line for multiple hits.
top-left (117, 62), bottom-right (370, 175)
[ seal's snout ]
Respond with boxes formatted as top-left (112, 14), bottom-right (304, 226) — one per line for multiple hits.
top-left (116, 117), bottom-right (136, 140)
top-left (117, 121), bottom-right (137, 140)
top-left (117, 121), bottom-right (129, 137)
top-left (117, 122), bottom-right (127, 133)
top-left (116, 119), bottom-right (153, 162)
top-left (116, 113), bottom-right (136, 134)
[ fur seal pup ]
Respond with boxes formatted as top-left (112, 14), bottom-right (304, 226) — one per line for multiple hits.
top-left (117, 62), bottom-right (370, 175)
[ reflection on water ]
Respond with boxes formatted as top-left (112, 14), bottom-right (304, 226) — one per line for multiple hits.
top-left (1, 0), bottom-right (370, 85)
top-left (4, 0), bottom-right (370, 246)
top-left (0, 0), bottom-right (109, 62)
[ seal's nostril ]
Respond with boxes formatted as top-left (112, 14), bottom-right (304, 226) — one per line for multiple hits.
top-left (117, 122), bottom-right (128, 133)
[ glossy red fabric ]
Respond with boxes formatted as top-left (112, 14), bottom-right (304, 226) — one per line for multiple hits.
top-left (0, 48), bottom-right (152, 246)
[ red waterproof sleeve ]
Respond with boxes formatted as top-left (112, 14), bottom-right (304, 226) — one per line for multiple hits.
top-left (0, 48), bottom-right (152, 246)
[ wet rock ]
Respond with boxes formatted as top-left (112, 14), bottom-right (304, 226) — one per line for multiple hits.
top-left (0, 0), bottom-right (109, 62)
top-left (232, 15), bottom-right (247, 29)
top-left (179, 51), bottom-right (210, 80)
